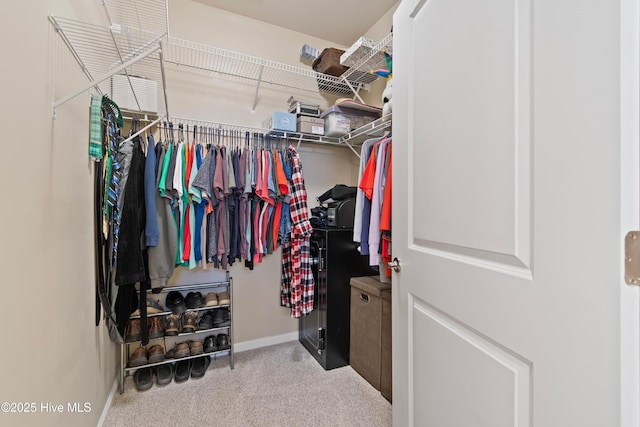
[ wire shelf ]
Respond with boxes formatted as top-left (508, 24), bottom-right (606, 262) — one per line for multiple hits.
top-left (101, 0), bottom-right (169, 35)
top-left (341, 33), bottom-right (393, 85)
top-left (162, 36), bottom-right (361, 97)
top-left (50, 13), bottom-right (392, 149)
top-left (50, 16), bottom-right (167, 114)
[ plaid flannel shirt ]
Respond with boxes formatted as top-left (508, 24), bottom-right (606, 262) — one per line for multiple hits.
top-left (281, 146), bottom-right (314, 318)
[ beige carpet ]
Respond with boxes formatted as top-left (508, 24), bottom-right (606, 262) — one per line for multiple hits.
top-left (104, 341), bottom-right (392, 427)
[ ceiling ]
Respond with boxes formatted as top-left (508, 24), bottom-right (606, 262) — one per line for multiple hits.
top-left (191, 0), bottom-right (397, 46)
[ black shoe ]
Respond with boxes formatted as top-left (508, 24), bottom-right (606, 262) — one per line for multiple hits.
top-left (216, 333), bottom-right (230, 350)
top-left (185, 292), bottom-right (205, 309)
top-left (174, 360), bottom-right (191, 382)
top-left (203, 335), bottom-right (218, 353)
top-left (191, 356), bottom-right (211, 379)
top-left (134, 367), bottom-right (153, 391)
top-left (199, 311), bottom-right (215, 330)
top-left (155, 364), bottom-right (173, 386)
top-left (212, 308), bottom-right (231, 328)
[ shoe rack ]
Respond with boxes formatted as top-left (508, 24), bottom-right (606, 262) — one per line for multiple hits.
top-left (119, 274), bottom-right (233, 394)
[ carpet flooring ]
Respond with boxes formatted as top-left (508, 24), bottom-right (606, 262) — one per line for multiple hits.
top-left (104, 341), bottom-right (392, 427)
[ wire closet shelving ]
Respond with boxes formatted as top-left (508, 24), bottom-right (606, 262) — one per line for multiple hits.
top-left (50, 0), bottom-right (392, 152)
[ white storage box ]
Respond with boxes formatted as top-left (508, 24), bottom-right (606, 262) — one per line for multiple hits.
top-left (111, 74), bottom-right (158, 113)
top-left (340, 37), bottom-right (377, 67)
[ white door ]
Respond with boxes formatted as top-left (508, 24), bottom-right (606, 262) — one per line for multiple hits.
top-left (392, 0), bottom-right (640, 426)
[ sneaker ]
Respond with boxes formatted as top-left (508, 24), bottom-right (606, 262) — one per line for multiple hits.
top-left (205, 292), bottom-right (219, 307)
top-left (189, 339), bottom-right (204, 355)
top-left (181, 310), bottom-right (199, 333)
top-left (131, 298), bottom-right (165, 316)
top-left (164, 314), bottom-right (180, 336)
top-left (127, 346), bottom-right (148, 367)
top-left (217, 291), bottom-right (231, 305)
top-left (125, 319), bottom-right (141, 342)
top-left (148, 316), bottom-right (165, 339)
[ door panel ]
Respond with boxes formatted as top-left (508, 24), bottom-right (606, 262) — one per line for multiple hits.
top-left (393, 0), bottom-right (628, 425)
top-left (410, 0), bottom-right (532, 274)
top-left (411, 296), bottom-right (531, 426)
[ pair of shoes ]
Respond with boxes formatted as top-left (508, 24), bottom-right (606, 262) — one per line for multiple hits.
top-left (188, 340), bottom-right (204, 355)
top-left (166, 311), bottom-right (198, 335)
top-left (191, 356), bottom-right (211, 379)
top-left (134, 367), bottom-right (153, 391)
top-left (203, 335), bottom-right (218, 353)
top-left (166, 342), bottom-right (190, 359)
top-left (204, 291), bottom-right (230, 307)
top-left (155, 364), bottom-right (173, 386)
top-left (182, 310), bottom-right (199, 333)
top-left (128, 346), bottom-right (148, 367)
top-left (198, 311), bottom-right (215, 330)
top-left (131, 298), bottom-right (165, 317)
top-left (213, 308), bottom-right (231, 328)
top-left (125, 319), bottom-right (141, 342)
top-left (148, 316), bottom-right (165, 339)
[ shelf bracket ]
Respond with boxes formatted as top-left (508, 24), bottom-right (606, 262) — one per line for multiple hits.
top-left (341, 137), bottom-right (360, 158)
top-left (52, 43), bottom-right (161, 116)
top-left (159, 45), bottom-right (170, 118)
top-left (339, 77), bottom-right (365, 104)
top-left (251, 65), bottom-right (265, 112)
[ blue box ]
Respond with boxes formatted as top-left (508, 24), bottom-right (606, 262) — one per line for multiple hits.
top-left (263, 111), bottom-right (297, 132)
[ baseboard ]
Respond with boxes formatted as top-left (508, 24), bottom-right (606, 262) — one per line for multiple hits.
top-left (96, 378), bottom-right (118, 427)
top-left (234, 331), bottom-right (298, 353)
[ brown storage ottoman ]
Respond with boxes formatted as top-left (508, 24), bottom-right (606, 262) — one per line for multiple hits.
top-left (349, 276), bottom-right (391, 391)
top-left (380, 288), bottom-right (392, 402)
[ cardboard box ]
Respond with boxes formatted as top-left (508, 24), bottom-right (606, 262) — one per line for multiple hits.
top-left (297, 116), bottom-right (324, 135)
top-left (263, 111), bottom-right (296, 132)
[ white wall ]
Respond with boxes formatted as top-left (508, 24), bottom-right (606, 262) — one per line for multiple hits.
top-left (0, 2), bottom-right (117, 427)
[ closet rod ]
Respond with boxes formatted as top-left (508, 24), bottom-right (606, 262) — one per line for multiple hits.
top-left (168, 117), bottom-right (350, 147)
top-left (121, 115), bottom-right (166, 145)
top-left (52, 43), bottom-right (161, 115)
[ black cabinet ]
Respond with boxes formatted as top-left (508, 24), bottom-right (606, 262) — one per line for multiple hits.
top-left (299, 228), bottom-right (377, 370)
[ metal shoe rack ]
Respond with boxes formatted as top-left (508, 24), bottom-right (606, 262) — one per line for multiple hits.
top-left (49, 0), bottom-right (392, 154)
top-left (120, 275), bottom-right (233, 394)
